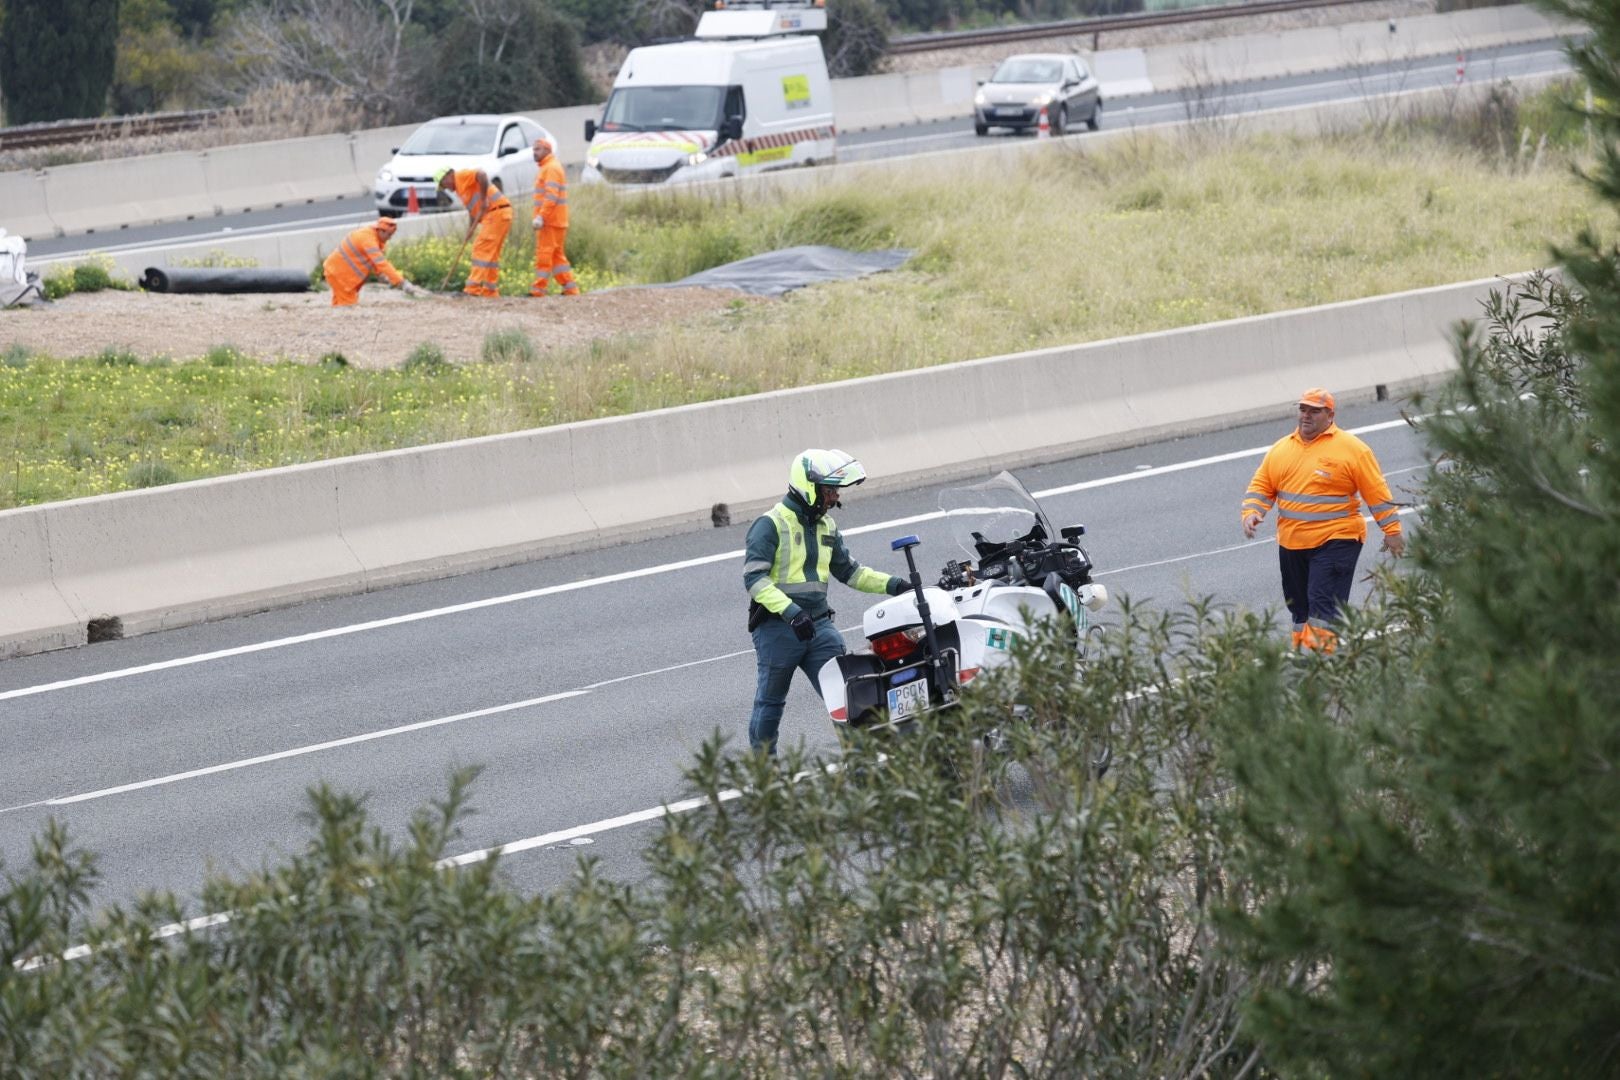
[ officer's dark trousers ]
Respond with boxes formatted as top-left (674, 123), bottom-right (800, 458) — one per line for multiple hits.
top-left (1278, 538), bottom-right (1362, 630)
top-left (748, 616), bottom-right (845, 755)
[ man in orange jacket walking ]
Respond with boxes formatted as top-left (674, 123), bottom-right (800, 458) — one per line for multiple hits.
top-left (1241, 388), bottom-right (1405, 652)
top-left (435, 165), bottom-right (511, 297)
top-left (322, 217), bottom-right (427, 305)
top-left (529, 138), bottom-right (578, 298)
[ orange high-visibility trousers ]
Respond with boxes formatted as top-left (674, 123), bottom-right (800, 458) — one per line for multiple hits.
top-left (465, 204), bottom-right (512, 296)
top-left (530, 225), bottom-right (579, 297)
top-left (325, 269), bottom-right (363, 307)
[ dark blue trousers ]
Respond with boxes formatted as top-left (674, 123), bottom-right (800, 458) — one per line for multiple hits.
top-left (1278, 539), bottom-right (1363, 629)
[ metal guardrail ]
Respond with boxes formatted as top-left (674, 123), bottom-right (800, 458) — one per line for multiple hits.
top-left (1, 0), bottom-right (1375, 152)
top-left (888, 0), bottom-right (1376, 53)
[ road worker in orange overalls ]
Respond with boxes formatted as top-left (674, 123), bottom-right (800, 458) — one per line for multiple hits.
top-left (1241, 388), bottom-right (1406, 653)
top-left (529, 138), bottom-right (579, 298)
top-left (435, 165), bottom-right (511, 297)
top-left (322, 218), bottom-right (426, 306)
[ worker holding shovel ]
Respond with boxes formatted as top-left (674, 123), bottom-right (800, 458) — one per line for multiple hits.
top-left (434, 165), bottom-right (511, 297)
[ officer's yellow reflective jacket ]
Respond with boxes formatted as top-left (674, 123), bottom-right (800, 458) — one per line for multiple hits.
top-left (743, 494), bottom-right (900, 621)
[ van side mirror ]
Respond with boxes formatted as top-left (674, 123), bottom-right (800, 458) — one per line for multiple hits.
top-left (390, 146), bottom-right (399, 154)
top-left (721, 115), bottom-right (743, 141)
top-left (584, 118), bottom-right (597, 141)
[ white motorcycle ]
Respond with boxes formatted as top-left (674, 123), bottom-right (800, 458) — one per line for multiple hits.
top-left (819, 471), bottom-right (1107, 739)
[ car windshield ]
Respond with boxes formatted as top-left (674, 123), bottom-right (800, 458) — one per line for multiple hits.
top-left (398, 122), bottom-right (498, 155)
top-left (600, 86), bottom-right (726, 133)
top-left (990, 59), bottom-right (1063, 84)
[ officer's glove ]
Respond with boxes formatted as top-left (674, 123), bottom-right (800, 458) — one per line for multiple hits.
top-left (400, 281), bottom-right (429, 298)
top-left (533, 216), bottom-right (545, 230)
top-left (789, 612), bottom-right (816, 642)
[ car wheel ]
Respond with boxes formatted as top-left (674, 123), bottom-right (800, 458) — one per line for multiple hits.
top-left (1087, 100), bottom-right (1101, 132)
top-left (974, 121), bottom-right (989, 136)
top-left (1054, 105), bottom-right (1068, 136)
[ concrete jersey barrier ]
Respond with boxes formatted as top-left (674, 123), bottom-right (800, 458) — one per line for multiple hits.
top-left (0, 274), bottom-right (1514, 659)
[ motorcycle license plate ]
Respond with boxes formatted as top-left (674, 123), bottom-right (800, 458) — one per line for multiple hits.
top-left (887, 678), bottom-right (930, 721)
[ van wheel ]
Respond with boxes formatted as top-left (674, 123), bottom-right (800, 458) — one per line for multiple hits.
top-left (974, 121), bottom-right (989, 137)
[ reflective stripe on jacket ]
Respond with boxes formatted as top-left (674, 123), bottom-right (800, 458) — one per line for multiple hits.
top-left (743, 498), bottom-right (896, 620)
top-left (1242, 425), bottom-right (1401, 549)
top-left (532, 154), bottom-right (569, 228)
top-left (454, 170), bottom-right (510, 222)
top-left (325, 225), bottom-right (403, 288)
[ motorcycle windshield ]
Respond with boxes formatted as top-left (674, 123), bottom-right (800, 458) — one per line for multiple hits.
top-left (938, 471), bottom-right (1056, 561)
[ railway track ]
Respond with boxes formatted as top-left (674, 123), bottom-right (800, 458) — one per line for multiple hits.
top-left (1, 0), bottom-right (1377, 153)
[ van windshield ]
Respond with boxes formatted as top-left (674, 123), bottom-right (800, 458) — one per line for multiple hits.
top-left (601, 86), bottom-right (726, 133)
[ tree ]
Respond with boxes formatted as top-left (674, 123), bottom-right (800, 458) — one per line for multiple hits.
top-left (0, 0), bottom-right (121, 124)
top-left (112, 0), bottom-right (207, 113)
top-left (1217, 0), bottom-right (1620, 1071)
top-left (825, 0), bottom-right (891, 78)
top-left (213, 0), bottom-right (421, 124)
top-left (425, 0), bottom-right (591, 116)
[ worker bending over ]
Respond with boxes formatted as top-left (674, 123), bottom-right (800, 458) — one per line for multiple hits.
top-left (323, 217), bottom-right (426, 306)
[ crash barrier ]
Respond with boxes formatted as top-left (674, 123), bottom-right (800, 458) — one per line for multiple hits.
top-left (0, 272), bottom-right (1516, 659)
top-left (3, 4), bottom-right (1575, 243)
top-left (1143, 3), bottom-right (1577, 93)
top-left (0, 169), bottom-right (55, 241)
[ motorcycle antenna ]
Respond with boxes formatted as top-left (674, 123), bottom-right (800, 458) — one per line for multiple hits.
top-left (891, 535), bottom-right (958, 709)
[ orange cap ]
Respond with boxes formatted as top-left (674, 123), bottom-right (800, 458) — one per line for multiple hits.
top-left (1298, 387), bottom-right (1335, 410)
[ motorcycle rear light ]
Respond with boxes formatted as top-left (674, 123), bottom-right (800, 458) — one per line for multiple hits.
top-left (871, 626), bottom-right (925, 662)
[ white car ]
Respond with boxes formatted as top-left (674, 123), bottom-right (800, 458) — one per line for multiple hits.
top-left (373, 114), bottom-right (553, 216)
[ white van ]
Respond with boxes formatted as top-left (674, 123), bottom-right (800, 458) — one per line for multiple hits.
top-left (581, 1), bottom-right (836, 187)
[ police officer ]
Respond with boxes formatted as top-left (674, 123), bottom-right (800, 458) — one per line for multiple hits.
top-left (743, 449), bottom-right (907, 754)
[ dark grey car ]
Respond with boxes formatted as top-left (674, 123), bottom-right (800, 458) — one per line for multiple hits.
top-left (973, 53), bottom-right (1102, 137)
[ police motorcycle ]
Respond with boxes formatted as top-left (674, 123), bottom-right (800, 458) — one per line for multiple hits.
top-left (818, 471), bottom-right (1107, 740)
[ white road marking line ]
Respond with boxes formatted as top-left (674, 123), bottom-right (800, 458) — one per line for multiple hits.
top-left (0, 416), bottom-right (1420, 703)
top-left (0, 690), bottom-right (588, 812)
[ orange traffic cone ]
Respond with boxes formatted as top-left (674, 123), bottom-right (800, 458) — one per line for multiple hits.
top-left (1037, 105), bottom-right (1051, 140)
top-left (406, 185), bottom-right (420, 215)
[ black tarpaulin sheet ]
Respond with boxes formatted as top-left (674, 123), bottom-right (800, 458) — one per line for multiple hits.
top-left (142, 267), bottom-right (310, 294)
top-left (663, 245), bottom-right (912, 296)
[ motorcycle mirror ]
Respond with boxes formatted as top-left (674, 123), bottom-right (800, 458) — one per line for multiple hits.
top-left (891, 535), bottom-right (921, 551)
top-left (1062, 525), bottom-right (1086, 542)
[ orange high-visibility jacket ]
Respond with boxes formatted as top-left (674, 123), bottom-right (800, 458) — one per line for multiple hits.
top-left (325, 224), bottom-right (404, 289)
top-left (454, 170), bottom-right (510, 223)
top-left (532, 153), bottom-right (569, 229)
top-left (1242, 425), bottom-right (1401, 549)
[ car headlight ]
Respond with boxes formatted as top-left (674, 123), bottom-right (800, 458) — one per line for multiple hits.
top-left (1034, 93), bottom-right (1052, 106)
top-left (974, 91), bottom-right (986, 106)
top-left (377, 168), bottom-right (395, 184)
top-left (687, 151), bottom-right (708, 167)
top-left (586, 154), bottom-right (599, 169)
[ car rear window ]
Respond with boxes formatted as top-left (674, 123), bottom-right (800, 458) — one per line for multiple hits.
top-left (992, 59), bottom-right (1062, 83)
top-left (399, 123), bottom-right (498, 155)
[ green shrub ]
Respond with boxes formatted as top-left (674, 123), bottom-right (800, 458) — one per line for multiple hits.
top-left (124, 459), bottom-right (179, 488)
top-left (71, 262), bottom-right (115, 293)
top-left (205, 344), bottom-right (246, 367)
top-left (402, 342), bottom-right (451, 374)
top-left (480, 327), bottom-right (537, 365)
top-left (1, 344), bottom-right (29, 368)
top-left (95, 346), bottom-right (141, 366)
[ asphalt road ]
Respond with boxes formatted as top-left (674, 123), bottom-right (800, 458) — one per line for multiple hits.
top-left (0, 399), bottom-right (1431, 918)
top-left (25, 38), bottom-right (1572, 262)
